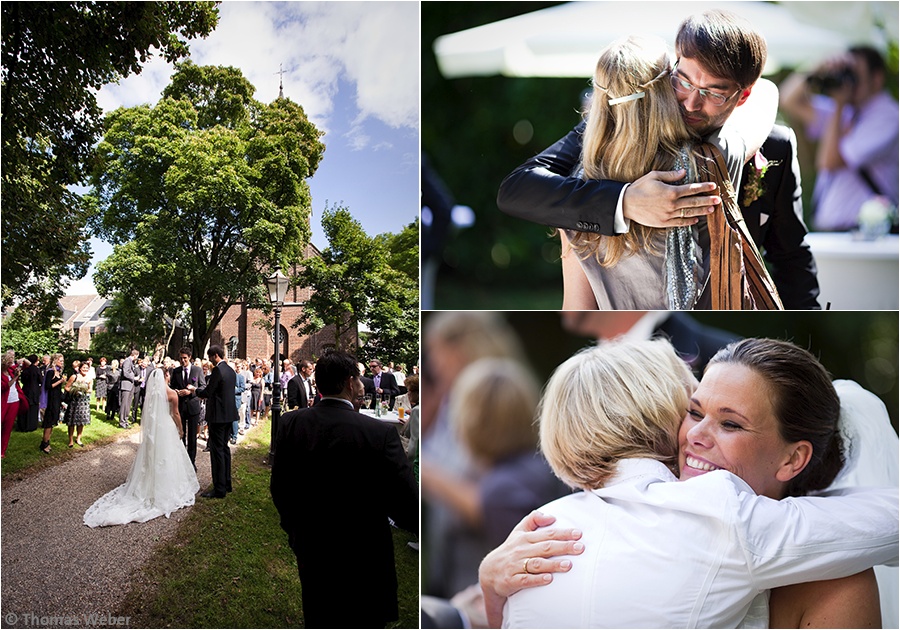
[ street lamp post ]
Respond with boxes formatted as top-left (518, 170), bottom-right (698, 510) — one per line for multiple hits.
top-left (265, 268), bottom-right (289, 464)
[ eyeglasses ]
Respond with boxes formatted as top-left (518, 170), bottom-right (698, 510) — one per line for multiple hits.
top-left (669, 63), bottom-right (739, 107)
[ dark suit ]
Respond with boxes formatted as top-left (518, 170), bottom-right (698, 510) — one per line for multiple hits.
top-left (372, 370), bottom-right (400, 410)
top-left (497, 122), bottom-right (820, 309)
top-left (653, 313), bottom-right (740, 377)
top-left (17, 364), bottom-right (41, 432)
top-left (197, 360), bottom-right (238, 496)
top-left (171, 364), bottom-right (206, 467)
top-left (271, 398), bottom-right (417, 628)
top-left (286, 374), bottom-right (309, 410)
top-left (360, 375), bottom-right (376, 408)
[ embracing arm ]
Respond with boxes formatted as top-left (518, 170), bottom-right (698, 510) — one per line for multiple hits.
top-left (479, 511), bottom-right (584, 628)
top-left (498, 123), bottom-right (716, 232)
top-left (740, 485), bottom-right (898, 590)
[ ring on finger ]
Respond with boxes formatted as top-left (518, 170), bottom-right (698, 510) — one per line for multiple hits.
top-left (680, 208), bottom-right (686, 219)
top-left (524, 558), bottom-right (533, 574)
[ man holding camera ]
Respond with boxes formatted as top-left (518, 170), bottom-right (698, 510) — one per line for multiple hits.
top-left (781, 46), bottom-right (898, 231)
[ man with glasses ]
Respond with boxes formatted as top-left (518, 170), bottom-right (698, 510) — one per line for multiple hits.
top-left (498, 10), bottom-right (819, 309)
top-left (171, 346), bottom-right (206, 468)
top-left (369, 358), bottom-right (400, 410)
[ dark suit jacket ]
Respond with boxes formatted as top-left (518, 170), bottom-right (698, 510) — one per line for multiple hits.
top-left (360, 375), bottom-right (376, 408)
top-left (497, 122), bottom-right (820, 309)
top-left (372, 370), bottom-right (400, 399)
top-left (654, 313), bottom-right (740, 377)
top-left (20, 364), bottom-right (42, 404)
top-left (196, 361), bottom-right (238, 425)
top-left (286, 374), bottom-right (308, 410)
top-left (171, 364), bottom-right (206, 417)
top-left (270, 398), bottom-right (417, 624)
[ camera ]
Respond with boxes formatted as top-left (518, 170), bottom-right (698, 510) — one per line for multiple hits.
top-left (806, 64), bottom-right (857, 95)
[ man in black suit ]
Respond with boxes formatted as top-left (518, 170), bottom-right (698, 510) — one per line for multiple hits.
top-left (561, 311), bottom-right (738, 377)
top-left (196, 345), bottom-right (238, 498)
top-left (171, 346), bottom-right (206, 468)
top-left (496, 11), bottom-right (820, 310)
top-left (271, 351), bottom-right (417, 628)
top-left (369, 359), bottom-right (400, 410)
top-left (286, 359), bottom-right (313, 410)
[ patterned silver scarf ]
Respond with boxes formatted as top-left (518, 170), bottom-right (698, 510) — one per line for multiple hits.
top-left (665, 147), bottom-right (702, 309)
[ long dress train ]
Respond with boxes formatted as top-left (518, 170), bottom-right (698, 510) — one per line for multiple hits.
top-left (84, 369), bottom-right (199, 527)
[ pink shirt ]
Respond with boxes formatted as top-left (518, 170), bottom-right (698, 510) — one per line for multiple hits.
top-left (808, 92), bottom-right (899, 230)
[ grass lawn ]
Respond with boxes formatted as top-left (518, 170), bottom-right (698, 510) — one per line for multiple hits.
top-left (2, 396), bottom-right (139, 479)
top-left (114, 416), bottom-right (420, 629)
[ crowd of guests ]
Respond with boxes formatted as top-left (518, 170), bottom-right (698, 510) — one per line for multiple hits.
top-left (0, 347), bottom-right (420, 475)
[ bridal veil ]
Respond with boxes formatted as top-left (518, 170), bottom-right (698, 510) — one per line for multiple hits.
top-left (84, 368), bottom-right (199, 527)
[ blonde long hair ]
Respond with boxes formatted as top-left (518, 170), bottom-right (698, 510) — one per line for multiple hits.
top-left (571, 35), bottom-right (700, 266)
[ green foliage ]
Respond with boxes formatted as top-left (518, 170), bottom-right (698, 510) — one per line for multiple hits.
top-left (1, 1), bottom-right (219, 312)
top-left (89, 62), bottom-right (325, 357)
top-left (423, 2), bottom-right (575, 306)
top-left (292, 205), bottom-right (419, 367)
top-left (0, 308), bottom-right (74, 357)
top-left (89, 292), bottom-right (168, 358)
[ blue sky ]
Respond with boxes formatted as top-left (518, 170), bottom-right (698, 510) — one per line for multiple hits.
top-left (67, 1), bottom-right (419, 294)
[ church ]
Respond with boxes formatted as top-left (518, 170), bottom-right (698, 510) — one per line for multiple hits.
top-left (61, 242), bottom-right (355, 363)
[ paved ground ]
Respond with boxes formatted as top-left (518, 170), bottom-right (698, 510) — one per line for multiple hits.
top-left (0, 429), bottom-right (232, 629)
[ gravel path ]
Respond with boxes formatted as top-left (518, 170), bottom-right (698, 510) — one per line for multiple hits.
top-left (1, 431), bottom-right (216, 629)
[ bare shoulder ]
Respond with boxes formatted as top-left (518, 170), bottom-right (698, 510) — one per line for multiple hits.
top-left (769, 569), bottom-right (880, 628)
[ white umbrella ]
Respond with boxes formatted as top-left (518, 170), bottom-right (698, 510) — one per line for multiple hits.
top-left (433, 1), bottom-right (864, 79)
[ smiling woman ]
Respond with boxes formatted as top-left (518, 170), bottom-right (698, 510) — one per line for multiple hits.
top-left (682, 338), bottom-right (843, 500)
top-left (477, 336), bottom-right (897, 629)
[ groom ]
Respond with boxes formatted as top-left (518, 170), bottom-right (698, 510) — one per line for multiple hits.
top-left (171, 346), bottom-right (205, 468)
top-left (196, 345), bottom-right (237, 498)
top-left (497, 10), bottom-right (820, 309)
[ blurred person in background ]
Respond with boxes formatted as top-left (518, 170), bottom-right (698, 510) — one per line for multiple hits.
top-left (781, 46), bottom-right (898, 232)
top-left (422, 311), bottom-right (530, 599)
top-left (423, 357), bottom-right (568, 625)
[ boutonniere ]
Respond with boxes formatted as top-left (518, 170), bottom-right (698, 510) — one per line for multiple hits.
top-left (743, 151), bottom-right (780, 207)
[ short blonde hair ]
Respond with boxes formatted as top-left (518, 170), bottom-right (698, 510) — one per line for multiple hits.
top-left (451, 358), bottom-right (540, 463)
top-left (539, 338), bottom-right (696, 490)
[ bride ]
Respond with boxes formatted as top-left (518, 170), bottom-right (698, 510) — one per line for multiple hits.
top-left (478, 337), bottom-right (898, 628)
top-left (84, 367), bottom-right (200, 527)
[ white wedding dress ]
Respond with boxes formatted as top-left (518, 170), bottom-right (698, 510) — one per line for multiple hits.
top-left (738, 379), bottom-right (899, 629)
top-left (84, 369), bottom-right (200, 527)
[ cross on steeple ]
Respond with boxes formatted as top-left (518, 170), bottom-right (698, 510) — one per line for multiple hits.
top-left (275, 63), bottom-right (286, 99)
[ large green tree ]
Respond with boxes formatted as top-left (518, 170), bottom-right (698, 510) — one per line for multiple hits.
top-left (1, 2), bottom-right (219, 319)
top-left (89, 62), bottom-right (325, 357)
top-left (88, 293), bottom-right (172, 360)
top-left (292, 206), bottom-right (418, 367)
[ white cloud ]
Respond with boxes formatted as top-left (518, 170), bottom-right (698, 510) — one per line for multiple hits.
top-left (95, 2), bottom-right (419, 149)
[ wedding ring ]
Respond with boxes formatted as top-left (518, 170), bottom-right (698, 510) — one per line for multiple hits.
top-left (524, 558), bottom-right (533, 574)
top-left (680, 208), bottom-right (686, 219)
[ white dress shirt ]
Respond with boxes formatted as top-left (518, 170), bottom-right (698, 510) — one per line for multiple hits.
top-left (504, 458), bottom-right (898, 629)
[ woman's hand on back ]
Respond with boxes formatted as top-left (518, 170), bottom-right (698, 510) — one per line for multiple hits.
top-left (479, 510), bottom-right (585, 627)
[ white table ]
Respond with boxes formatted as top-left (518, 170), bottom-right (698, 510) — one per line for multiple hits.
top-left (360, 409), bottom-right (402, 425)
top-left (804, 232), bottom-right (899, 310)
